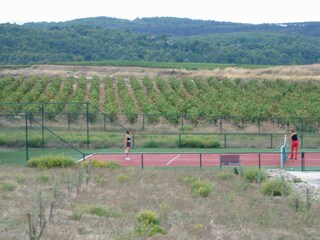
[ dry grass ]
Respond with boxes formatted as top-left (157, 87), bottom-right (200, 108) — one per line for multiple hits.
top-left (1, 165), bottom-right (320, 240)
top-left (1, 64), bottom-right (320, 81)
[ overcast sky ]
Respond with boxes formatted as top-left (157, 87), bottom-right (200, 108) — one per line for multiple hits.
top-left (1, 0), bottom-right (319, 25)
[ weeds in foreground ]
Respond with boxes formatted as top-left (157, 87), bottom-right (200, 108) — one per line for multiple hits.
top-left (0, 165), bottom-right (319, 240)
top-left (134, 210), bottom-right (165, 237)
top-left (182, 175), bottom-right (215, 197)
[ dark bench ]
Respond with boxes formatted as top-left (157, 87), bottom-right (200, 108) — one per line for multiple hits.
top-left (220, 154), bottom-right (241, 168)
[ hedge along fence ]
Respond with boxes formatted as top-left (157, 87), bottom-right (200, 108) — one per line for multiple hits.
top-left (0, 114), bottom-right (319, 150)
top-left (130, 132), bottom-right (319, 150)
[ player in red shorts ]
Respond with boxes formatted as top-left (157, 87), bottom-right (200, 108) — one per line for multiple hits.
top-left (288, 128), bottom-right (298, 160)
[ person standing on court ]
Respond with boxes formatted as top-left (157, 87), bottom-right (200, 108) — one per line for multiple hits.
top-left (124, 130), bottom-right (132, 160)
top-left (288, 128), bottom-right (298, 160)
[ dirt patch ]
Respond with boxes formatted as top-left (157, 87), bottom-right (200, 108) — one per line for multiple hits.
top-left (1, 64), bottom-right (320, 81)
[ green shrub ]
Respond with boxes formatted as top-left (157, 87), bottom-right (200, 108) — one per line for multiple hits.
top-left (16, 176), bottom-right (26, 184)
top-left (218, 170), bottom-right (234, 180)
top-left (135, 210), bottom-right (165, 237)
top-left (244, 168), bottom-right (267, 183)
top-left (116, 174), bottom-right (130, 182)
top-left (261, 178), bottom-right (292, 196)
top-left (80, 159), bottom-right (121, 169)
top-left (38, 174), bottom-right (49, 183)
top-left (88, 205), bottom-right (108, 217)
top-left (86, 204), bottom-right (119, 217)
top-left (203, 139), bottom-right (221, 148)
top-left (193, 182), bottom-right (213, 197)
top-left (0, 182), bottom-right (17, 191)
top-left (287, 196), bottom-right (310, 213)
top-left (105, 161), bottom-right (121, 170)
top-left (27, 154), bottom-right (76, 168)
top-left (142, 140), bottom-right (168, 148)
top-left (292, 177), bottom-right (303, 183)
top-left (80, 159), bottom-right (109, 168)
top-left (182, 176), bottom-right (214, 197)
top-left (69, 211), bottom-right (82, 221)
top-left (78, 227), bottom-right (87, 235)
top-left (136, 210), bottom-right (161, 225)
top-left (28, 137), bottom-right (42, 148)
top-left (179, 138), bottom-right (220, 148)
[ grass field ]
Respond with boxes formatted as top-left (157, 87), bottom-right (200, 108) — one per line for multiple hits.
top-left (0, 164), bottom-right (320, 239)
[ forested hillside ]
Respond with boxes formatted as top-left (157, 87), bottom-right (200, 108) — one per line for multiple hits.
top-left (0, 17), bottom-right (319, 65)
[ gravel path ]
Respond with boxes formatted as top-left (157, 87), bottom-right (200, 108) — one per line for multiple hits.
top-left (266, 169), bottom-right (320, 201)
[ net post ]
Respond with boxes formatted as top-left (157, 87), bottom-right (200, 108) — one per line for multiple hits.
top-left (258, 153), bottom-right (261, 170)
top-left (280, 134), bottom-right (287, 168)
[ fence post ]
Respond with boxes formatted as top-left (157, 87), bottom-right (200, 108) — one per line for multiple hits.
top-left (86, 102), bottom-right (89, 149)
top-left (301, 152), bottom-right (305, 171)
top-left (200, 153), bottom-right (202, 169)
top-left (142, 114), bottom-right (145, 130)
top-left (181, 116), bottom-right (184, 131)
top-left (67, 112), bottom-right (71, 130)
top-left (103, 113), bottom-right (106, 131)
top-left (41, 103), bottom-right (45, 149)
top-left (224, 133), bottom-right (227, 148)
top-left (25, 113), bottom-right (29, 161)
top-left (141, 153), bottom-right (144, 169)
top-left (270, 133), bottom-right (273, 149)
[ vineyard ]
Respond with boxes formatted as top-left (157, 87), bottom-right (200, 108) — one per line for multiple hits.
top-left (0, 75), bottom-right (320, 132)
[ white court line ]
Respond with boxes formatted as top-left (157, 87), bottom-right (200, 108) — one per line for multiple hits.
top-left (166, 154), bottom-right (181, 165)
top-left (77, 153), bottom-right (94, 162)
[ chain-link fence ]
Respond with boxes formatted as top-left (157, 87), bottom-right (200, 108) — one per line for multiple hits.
top-left (1, 102), bottom-right (320, 162)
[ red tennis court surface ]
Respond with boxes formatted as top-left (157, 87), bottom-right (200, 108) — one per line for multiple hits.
top-left (81, 152), bottom-right (320, 169)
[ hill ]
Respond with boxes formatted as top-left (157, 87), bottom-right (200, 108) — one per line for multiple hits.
top-left (25, 17), bottom-right (320, 37)
top-left (0, 17), bottom-right (319, 65)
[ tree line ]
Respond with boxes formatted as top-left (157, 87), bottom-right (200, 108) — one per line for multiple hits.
top-left (0, 17), bottom-right (319, 65)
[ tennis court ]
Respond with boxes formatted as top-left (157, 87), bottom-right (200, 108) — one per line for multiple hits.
top-left (81, 151), bottom-right (320, 170)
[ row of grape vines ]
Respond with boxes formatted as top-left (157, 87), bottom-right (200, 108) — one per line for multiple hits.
top-left (0, 75), bottom-right (319, 128)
